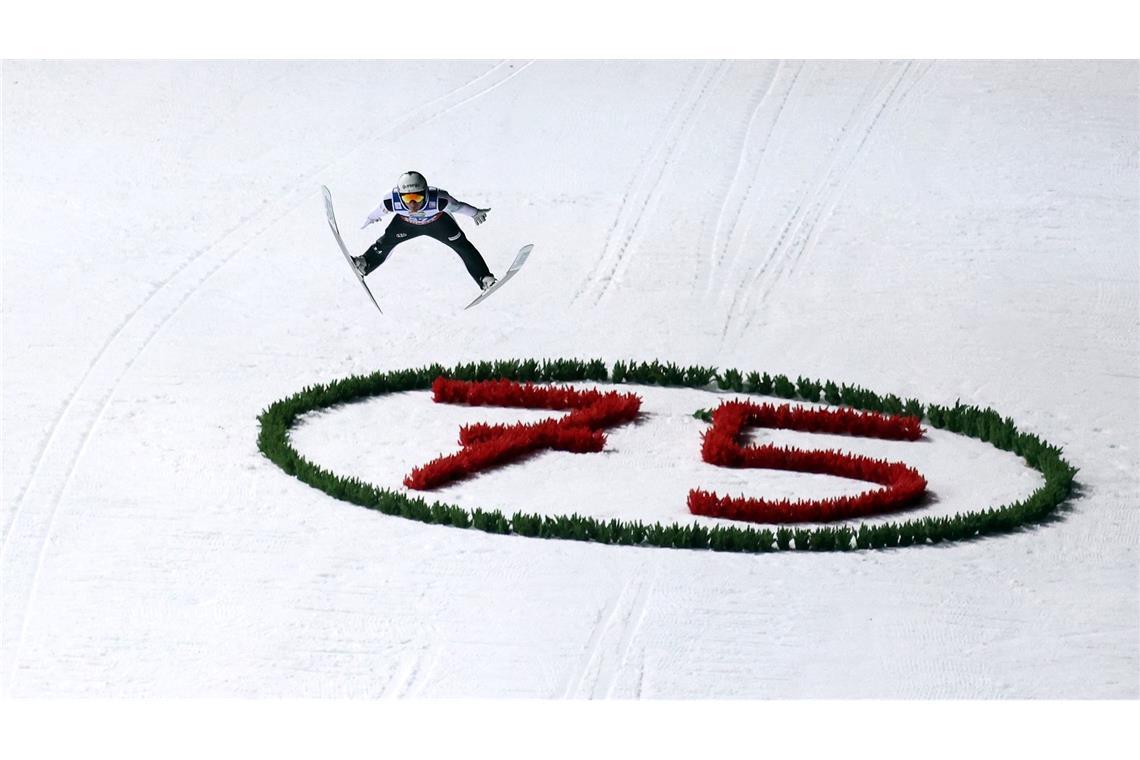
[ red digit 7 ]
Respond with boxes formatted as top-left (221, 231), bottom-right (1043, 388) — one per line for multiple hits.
top-left (689, 400), bottom-right (927, 523)
top-left (404, 377), bottom-right (641, 490)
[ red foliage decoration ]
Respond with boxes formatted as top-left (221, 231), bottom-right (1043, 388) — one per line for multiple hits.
top-left (689, 400), bottom-right (927, 523)
top-left (404, 377), bottom-right (642, 490)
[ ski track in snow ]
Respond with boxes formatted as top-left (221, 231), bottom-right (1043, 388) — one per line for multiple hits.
top-left (601, 569), bottom-right (655, 698)
top-left (716, 60), bottom-right (858, 344)
top-left (592, 62), bottom-right (732, 306)
top-left (561, 565), bottom-right (656, 699)
top-left (567, 61), bottom-right (707, 306)
top-left (721, 61), bottom-right (920, 345)
top-left (385, 643), bottom-right (438, 699)
top-left (780, 60), bottom-right (934, 282)
top-left (722, 61), bottom-right (898, 341)
top-left (567, 61), bottom-right (706, 305)
top-left (561, 578), bottom-right (627, 698)
top-left (701, 61), bottom-right (801, 298)
top-left (0, 59), bottom-right (537, 691)
top-left (568, 60), bottom-right (728, 307)
top-left (701, 61), bottom-right (786, 294)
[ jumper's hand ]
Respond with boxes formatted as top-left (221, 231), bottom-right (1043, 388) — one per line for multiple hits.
top-left (473, 208), bottom-right (490, 226)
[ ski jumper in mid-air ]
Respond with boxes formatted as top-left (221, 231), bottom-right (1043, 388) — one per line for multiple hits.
top-left (353, 170), bottom-right (497, 291)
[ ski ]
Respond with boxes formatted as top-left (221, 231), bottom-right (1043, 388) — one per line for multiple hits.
top-left (465, 244), bottom-right (533, 310)
top-left (321, 185), bottom-right (382, 314)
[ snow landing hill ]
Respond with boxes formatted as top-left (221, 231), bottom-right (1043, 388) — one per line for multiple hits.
top-left (2, 61), bottom-right (1137, 697)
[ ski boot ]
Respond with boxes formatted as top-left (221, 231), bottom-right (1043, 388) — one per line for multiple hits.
top-left (352, 255), bottom-right (370, 277)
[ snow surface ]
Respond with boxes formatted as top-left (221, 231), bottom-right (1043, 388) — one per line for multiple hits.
top-left (2, 60), bottom-right (1137, 698)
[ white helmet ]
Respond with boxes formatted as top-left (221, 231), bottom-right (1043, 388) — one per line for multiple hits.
top-left (397, 170), bottom-right (428, 194)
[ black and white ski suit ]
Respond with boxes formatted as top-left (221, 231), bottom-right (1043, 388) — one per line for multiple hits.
top-left (358, 187), bottom-right (493, 286)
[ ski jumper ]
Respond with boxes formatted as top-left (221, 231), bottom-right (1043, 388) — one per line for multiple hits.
top-left (358, 187), bottom-right (492, 285)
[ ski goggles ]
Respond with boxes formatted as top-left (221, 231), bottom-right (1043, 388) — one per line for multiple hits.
top-left (400, 192), bottom-right (426, 206)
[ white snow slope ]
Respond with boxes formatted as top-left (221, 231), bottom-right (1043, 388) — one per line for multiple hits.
top-left (2, 60), bottom-right (1137, 698)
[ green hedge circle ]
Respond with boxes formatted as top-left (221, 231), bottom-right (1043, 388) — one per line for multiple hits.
top-left (257, 358), bottom-right (1078, 553)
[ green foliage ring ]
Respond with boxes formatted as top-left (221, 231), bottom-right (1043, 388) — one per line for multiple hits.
top-left (257, 358), bottom-right (1078, 553)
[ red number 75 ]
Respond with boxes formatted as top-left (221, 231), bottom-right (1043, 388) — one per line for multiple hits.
top-left (405, 378), bottom-right (927, 524)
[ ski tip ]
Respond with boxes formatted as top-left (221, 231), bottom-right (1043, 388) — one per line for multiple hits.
top-left (321, 185), bottom-right (332, 200)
